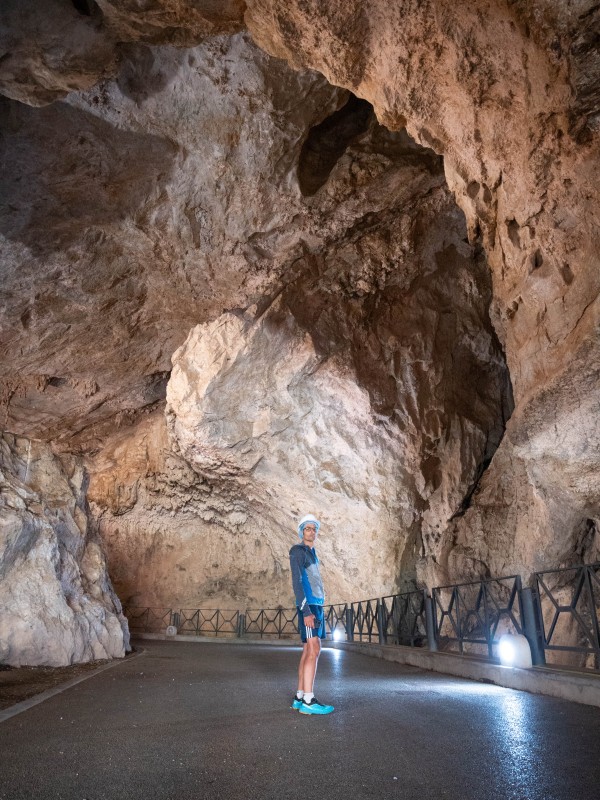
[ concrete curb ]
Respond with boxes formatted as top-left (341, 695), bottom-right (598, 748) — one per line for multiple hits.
top-left (331, 641), bottom-right (600, 708)
top-left (0, 649), bottom-right (146, 723)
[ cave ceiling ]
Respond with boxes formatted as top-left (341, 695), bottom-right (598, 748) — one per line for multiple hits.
top-left (1, 0), bottom-right (600, 619)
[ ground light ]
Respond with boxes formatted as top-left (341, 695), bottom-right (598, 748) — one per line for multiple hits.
top-left (498, 633), bottom-right (533, 668)
top-left (332, 629), bottom-right (345, 641)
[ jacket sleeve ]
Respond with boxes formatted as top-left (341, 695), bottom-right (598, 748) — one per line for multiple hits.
top-left (289, 547), bottom-right (312, 617)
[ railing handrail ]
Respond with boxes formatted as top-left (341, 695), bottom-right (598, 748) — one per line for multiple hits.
top-left (534, 561), bottom-right (600, 576)
top-left (432, 574), bottom-right (521, 592)
top-left (122, 560), bottom-right (600, 671)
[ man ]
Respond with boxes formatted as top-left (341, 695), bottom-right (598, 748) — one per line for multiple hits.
top-left (289, 513), bottom-right (334, 715)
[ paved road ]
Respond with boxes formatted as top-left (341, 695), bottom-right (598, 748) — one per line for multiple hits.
top-left (1, 640), bottom-right (599, 800)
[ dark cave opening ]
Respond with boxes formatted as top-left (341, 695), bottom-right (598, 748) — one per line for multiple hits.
top-left (297, 94), bottom-right (374, 196)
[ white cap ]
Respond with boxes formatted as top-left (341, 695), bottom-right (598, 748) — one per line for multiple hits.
top-left (297, 513), bottom-right (321, 538)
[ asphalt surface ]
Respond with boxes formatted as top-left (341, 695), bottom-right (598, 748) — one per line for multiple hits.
top-left (1, 640), bottom-right (599, 800)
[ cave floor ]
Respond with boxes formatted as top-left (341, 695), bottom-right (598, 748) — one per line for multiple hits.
top-left (0, 639), bottom-right (598, 800)
top-left (0, 657), bottom-right (122, 711)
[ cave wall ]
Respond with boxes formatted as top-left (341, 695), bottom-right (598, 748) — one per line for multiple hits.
top-left (0, 33), bottom-right (343, 449)
top-left (86, 89), bottom-right (509, 612)
top-left (0, 433), bottom-right (129, 666)
top-left (0, 0), bottom-right (599, 658)
top-left (2, 27), bottom-right (510, 614)
top-left (243, 0), bottom-right (600, 586)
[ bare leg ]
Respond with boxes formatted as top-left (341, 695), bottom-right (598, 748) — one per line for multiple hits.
top-left (297, 644), bottom-right (308, 693)
top-left (300, 637), bottom-right (321, 694)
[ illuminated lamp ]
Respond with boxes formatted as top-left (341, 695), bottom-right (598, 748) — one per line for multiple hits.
top-left (498, 633), bottom-right (533, 668)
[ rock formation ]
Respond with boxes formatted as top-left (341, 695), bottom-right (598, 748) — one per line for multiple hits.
top-left (0, 433), bottom-right (128, 666)
top-left (77, 35), bottom-right (508, 610)
top-left (0, 1), bottom-right (599, 662)
top-left (244, 0), bottom-right (600, 587)
top-left (0, 33), bottom-right (342, 449)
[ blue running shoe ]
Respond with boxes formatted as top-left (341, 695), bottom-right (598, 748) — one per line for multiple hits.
top-left (298, 697), bottom-right (334, 715)
top-left (291, 696), bottom-right (303, 710)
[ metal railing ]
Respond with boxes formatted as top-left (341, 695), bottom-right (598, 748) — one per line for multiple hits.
top-left (351, 598), bottom-right (382, 643)
top-left (125, 607), bottom-right (175, 634)
top-left (382, 590), bottom-right (428, 647)
top-left (178, 609), bottom-right (241, 637)
top-left (534, 563), bottom-right (600, 669)
top-left (432, 575), bottom-right (524, 659)
top-left (124, 607), bottom-right (242, 637)
top-left (325, 603), bottom-right (349, 639)
top-left (244, 608), bottom-right (298, 638)
top-left (122, 561), bottom-right (600, 672)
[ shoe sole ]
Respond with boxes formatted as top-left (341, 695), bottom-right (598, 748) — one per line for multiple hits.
top-left (298, 707), bottom-right (334, 715)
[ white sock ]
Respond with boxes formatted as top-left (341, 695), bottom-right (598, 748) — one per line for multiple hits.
top-left (296, 690), bottom-right (304, 700)
top-left (303, 692), bottom-right (314, 704)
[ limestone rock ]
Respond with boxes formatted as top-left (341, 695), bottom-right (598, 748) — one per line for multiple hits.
top-left (243, 0), bottom-right (600, 591)
top-left (0, 0), bottom-right (117, 106)
top-left (88, 127), bottom-right (509, 609)
top-left (3, 1), bottom-right (600, 627)
top-left (0, 433), bottom-right (129, 666)
top-left (0, 34), bottom-right (343, 450)
top-left (244, 0), bottom-right (600, 403)
top-left (95, 0), bottom-right (245, 45)
top-left (443, 435), bottom-right (600, 579)
top-left (0, 0), bottom-right (246, 108)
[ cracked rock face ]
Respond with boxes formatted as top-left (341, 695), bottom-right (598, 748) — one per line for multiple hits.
top-left (244, 0), bottom-right (600, 589)
top-left (0, 34), bottom-right (343, 449)
top-left (1, 1), bottom-right (600, 661)
top-left (0, 433), bottom-right (129, 666)
top-left (87, 77), bottom-right (508, 608)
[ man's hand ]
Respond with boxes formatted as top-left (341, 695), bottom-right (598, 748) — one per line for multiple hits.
top-left (304, 613), bottom-right (316, 628)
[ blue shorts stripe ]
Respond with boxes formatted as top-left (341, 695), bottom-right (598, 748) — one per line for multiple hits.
top-left (297, 604), bottom-right (326, 642)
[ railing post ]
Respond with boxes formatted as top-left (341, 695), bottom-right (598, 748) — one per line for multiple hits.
top-left (455, 588), bottom-right (464, 655)
top-left (377, 600), bottom-right (386, 645)
top-left (237, 612), bottom-right (245, 638)
top-left (482, 583), bottom-right (494, 660)
top-left (346, 605), bottom-right (354, 642)
top-left (424, 593), bottom-right (438, 652)
top-left (521, 586), bottom-right (545, 666)
top-left (584, 566), bottom-right (600, 667)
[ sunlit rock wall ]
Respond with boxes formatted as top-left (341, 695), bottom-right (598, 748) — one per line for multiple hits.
top-left (87, 68), bottom-right (509, 608)
top-left (3, 0), bottom-right (599, 631)
top-left (244, 0), bottom-right (600, 587)
top-left (0, 433), bottom-right (129, 666)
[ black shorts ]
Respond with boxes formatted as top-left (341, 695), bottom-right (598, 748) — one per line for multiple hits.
top-left (297, 604), bottom-right (327, 643)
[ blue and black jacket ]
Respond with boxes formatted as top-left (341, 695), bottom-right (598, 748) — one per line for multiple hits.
top-left (289, 543), bottom-right (325, 618)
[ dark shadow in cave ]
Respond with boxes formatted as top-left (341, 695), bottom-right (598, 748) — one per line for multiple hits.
top-left (0, 97), bottom-right (178, 257)
top-left (289, 117), bottom-right (514, 556)
top-left (297, 95), bottom-right (374, 196)
top-left (297, 94), bottom-right (443, 197)
top-left (71, 0), bottom-right (94, 15)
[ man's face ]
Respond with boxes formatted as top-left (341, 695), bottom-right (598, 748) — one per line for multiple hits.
top-left (302, 523), bottom-right (317, 544)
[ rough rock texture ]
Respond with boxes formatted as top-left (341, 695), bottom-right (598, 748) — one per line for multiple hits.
top-left (243, 0), bottom-right (600, 587)
top-left (0, 34), bottom-right (342, 449)
top-left (2, 0), bottom-right (600, 636)
top-left (87, 74), bottom-right (508, 609)
top-left (0, 0), bottom-right (245, 106)
top-left (0, 0), bottom-right (117, 106)
top-left (445, 437), bottom-right (600, 580)
top-left (0, 433), bottom-right (129, 666)
top-left (95, 0), bottom-right (245, 45)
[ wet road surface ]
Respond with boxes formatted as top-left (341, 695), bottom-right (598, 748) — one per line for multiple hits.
top-left (1, 640), bottom-right (599, 799)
